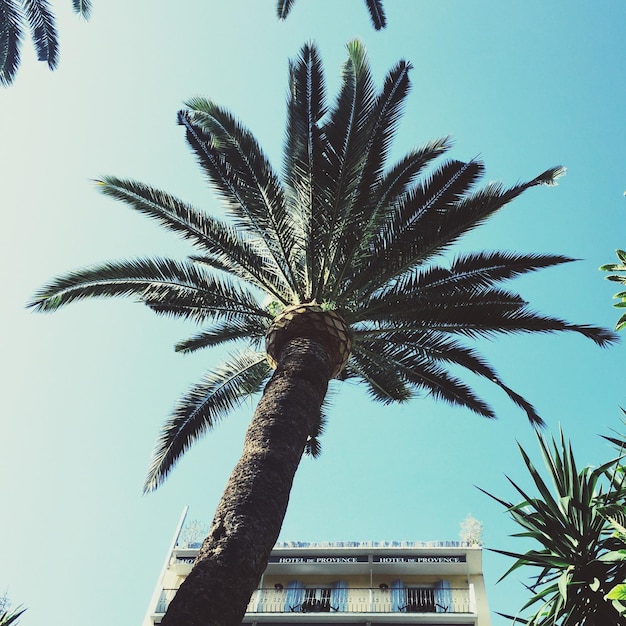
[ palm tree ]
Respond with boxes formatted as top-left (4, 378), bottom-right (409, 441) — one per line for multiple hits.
top-left (480, 430), bottom-right (626, 625)
top-left (277, 0), bottom-right (386, 30)
top-left (29, 40), bottom-right (616, 626)
top-left (0, 0), bottom-right (91, 86)
top-left (601, 249), bottom-right (626, 331)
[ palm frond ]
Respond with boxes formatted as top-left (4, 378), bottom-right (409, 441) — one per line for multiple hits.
top-left (276, 0), bottom-right (295, 19)
top-left (346, 344), bottom-right (413, 403)
top-left (314, 40), bottom-right (377, 299)
top-left (361, 252), bottom-right (573, 316)
top-left (356, 328), bottom-right (544, 425)
top-left (448, 252), bottom-right (575, 288)
top-left (178, 103), bottom-right (299, 297)
top-left (23, 0), bottom-right (58, 68)
top-left (358, 166), bottom-right (566, 297)
top-left (95, 177), bottom-right (289, 301)
top-left (356, 159), bottom-right (485, 294)
top-left (351, 339), bottom-right (497, 417)
top-left (399, 358), bottom-right (496, 418)
top-left (0, 0), bottom-right (22, 86)
top-left (71, 0), bottom-right (91, 19)
top-left (358, 252), bottom-right (567, 314)
top-left (144, 352), bottom-right (270, 492)
top-left (365, 0), bottom-right (386, 29)
top-left (357, 283), bottom-right (616, 347)
top-left (284, 42), bottom-right (327, 299)
top-left (28, 257), bottom-right (271, 325)
top-left (277, 0), bottom-right (386, 29)
top-left (327, 57), bottom-right (413, 295)
top-left (304, 412), bottom-right (326, 457)
top-left (338, 138), bottom-right (453, 298)
top-left (174, 317), bottom-right (269, 354)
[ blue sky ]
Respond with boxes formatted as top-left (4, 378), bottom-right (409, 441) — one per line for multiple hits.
top-left (1, 1), bottom-right (625, 624)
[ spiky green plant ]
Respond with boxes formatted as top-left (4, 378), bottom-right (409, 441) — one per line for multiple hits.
top-left (601, 249), bottom-right (626, 331)
top-left (0, 606), bottom-right (25, 626)
top-left (598, 414), bottom-right (626, 617)
top-left (481, 430), bottom-right (626, 625)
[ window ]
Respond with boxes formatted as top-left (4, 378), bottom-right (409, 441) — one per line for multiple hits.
top-left (284, 580), bottom-right (348, 613)
top-left (301, 587), bottom-right (332, 612)
top-left (391, 579), bottom-right (452, 613)
top-left (405, 587), bottom-right (435, 612)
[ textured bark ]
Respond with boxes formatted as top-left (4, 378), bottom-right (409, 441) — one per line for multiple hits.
top-left (160, 337), bottom-right (333, 626)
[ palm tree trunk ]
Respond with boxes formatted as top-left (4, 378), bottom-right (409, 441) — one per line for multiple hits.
top-left (160, 337), bottom-right (334, 626)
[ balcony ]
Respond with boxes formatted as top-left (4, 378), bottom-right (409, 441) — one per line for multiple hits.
top-left (248, 586), bottom-right (472, 614)
top-left (154, 586), bottom-right (474, 617)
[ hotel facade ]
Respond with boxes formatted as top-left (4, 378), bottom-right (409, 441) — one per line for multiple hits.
top-left (143, 513), bottom-right (490, 626)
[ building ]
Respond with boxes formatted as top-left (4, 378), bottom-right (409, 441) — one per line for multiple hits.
top-left (143, 511), bottom-right (490, 626)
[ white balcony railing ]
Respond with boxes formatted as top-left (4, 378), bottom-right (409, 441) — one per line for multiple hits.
top-left (152, 586), bottom-right (473, 616)
top-left (247, 586), bottom-right (472, 614)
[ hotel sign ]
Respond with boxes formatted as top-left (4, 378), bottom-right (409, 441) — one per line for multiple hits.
top-left (374, 555), bottom-right (466, 564)
top-left (267, 554), bottom-right (465, 564)
top-left (268, 554), bottom-right (369, 564)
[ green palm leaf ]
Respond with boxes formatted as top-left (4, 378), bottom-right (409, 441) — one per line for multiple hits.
top-left (174, 318), bottom-right (269, 354)
top-left (601, 249), bottom-right (626, 330)
top-left (365, 0), bottom-right (386, 29)
top-left (276, 0), bottom-right (295, 19)
top-left (276, 0), bottom-right (386, 30)
top-left (71, 0), bottom-right (91, 18)
top-left (314, 40), bottom-right (378, 300)
top-left (178, 104), bottom-right (299, 298)
top-left (145, 351), bottom-right (270, 492)
top-left (96, 177), bottom-right (287, 299)
top-left (284, 42), bottom-right (327, 299)
top-left (0, 0), bottom-right (22, 86)
top-left (1, 0), bottom-right (89, 86)
top-left (23, 0), bottom-right (58, 68)
top-left (28, 257), bottom-right (270, 326)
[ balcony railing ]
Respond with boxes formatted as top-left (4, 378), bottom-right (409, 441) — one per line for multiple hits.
top-left (154, 587), bottom-right (473, 616)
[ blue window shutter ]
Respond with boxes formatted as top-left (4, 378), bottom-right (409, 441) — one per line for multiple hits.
top-left (391, 579), bottom-right (405, 612)
top-left (434, 579), bottom-right (452, 612)
top-left (284, 580), bottom-right (304, 612)
top-left (331, 580), bottom-right (348, 611)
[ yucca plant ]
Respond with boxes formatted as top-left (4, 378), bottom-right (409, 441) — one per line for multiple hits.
top-left (0, 0), bottom-right (91, 86)
top-left (0, 606), bottom-right (25, 626)
top-left (601, 249), bottom-right (626, 331)
top-left (599, 414), bottom-right (626, 617)
top-left (600, 511), bottom-right (626, 617)
top-left (29, 40), bottom-right (616, 626)
top-left (481, 430), bottom-right (626, 625)
top-left (277, 0), bottom-right (386, 30)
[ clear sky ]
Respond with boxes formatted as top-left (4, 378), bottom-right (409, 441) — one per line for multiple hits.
top-left (1, 1), bottom-right (625, 625)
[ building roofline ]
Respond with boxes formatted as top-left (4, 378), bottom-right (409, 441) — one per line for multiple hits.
top-left (274, 541), bottom-right (481, 549)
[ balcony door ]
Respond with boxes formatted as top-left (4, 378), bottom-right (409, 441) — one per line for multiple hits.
top-left (301, 587), bottom-right (332, 612)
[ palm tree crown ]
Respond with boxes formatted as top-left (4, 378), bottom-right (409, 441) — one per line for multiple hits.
top-left (30, 40), bottom-right (616, 494)
top-left (0, 0), bottom-right (91, 86)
